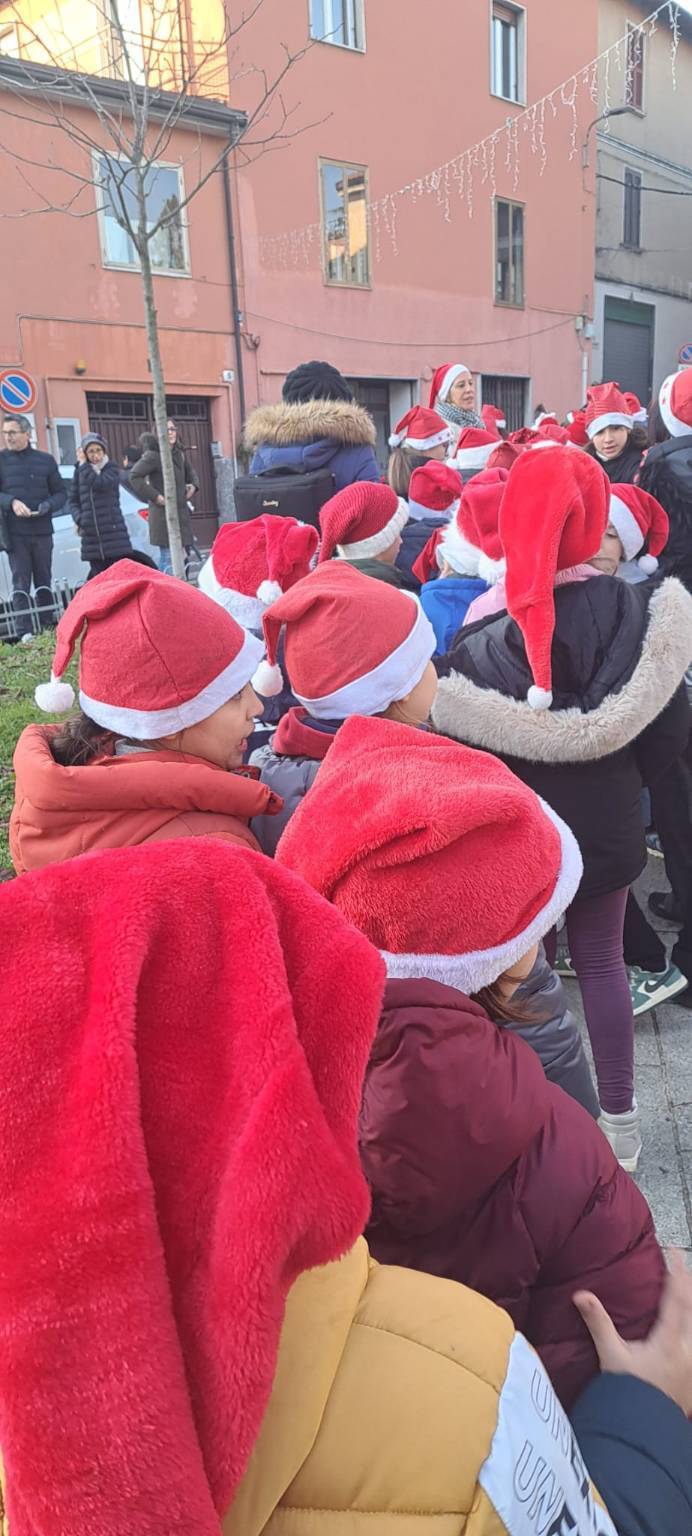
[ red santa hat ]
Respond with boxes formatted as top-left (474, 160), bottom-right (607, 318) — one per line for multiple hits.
top-left (566, 410), bottom-right (589, 448)
top-left (428, 361), bottom-right (471, 408)
top-left (487, 440), bottom-right (524, 471)
top-left (533, 411), bottom-right (559, 429)
top-left (509, 426), bottom-right (542, 446)
top-left (407, 461), bottom-right (461, 521)
top-left (277, 716), bottom-right (583, 995)
top-left (659, 370), bottom-right (692, 438)
top-left (451, 467), bottom-right (509, 583)
top-left (534, 421), bottom-right (571, 446)
top-left (500, 448), bottom-right (610, 709)
top-left (481, 403), bottom-right (506, 436)
top-left (198, 515), bottom-right (318, 628)
top-left (412, 527), bottom-right (446, 585)
top-left (609, 483), bottom-right (669, 572)
top-left (389, 406), bottom-right (452, 452)
top-left (34, 559), bottom-right (263, 734)
top-left (318, 482), bottom-right (408, 563)
top-left (453, 427), bottom-right (498, 474)
top-left (0, 839), bottom-right (383, 1532)
top-left (584, 382), bottom-right (632, 440)
top-left (253, 562), bottom-right (436, 713)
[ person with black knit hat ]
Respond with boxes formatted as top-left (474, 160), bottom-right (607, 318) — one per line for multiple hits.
top-left (242, 360), bottom-right (380, 494)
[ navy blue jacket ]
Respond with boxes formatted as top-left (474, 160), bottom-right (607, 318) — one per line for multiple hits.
top-left (396, 515), bottom-right (447, 586)
top-left (243, 399), bottom-right (381, 496)
top-left (68, 460), bottom-right (133, 564)
top-left (0, 446), bottom-right (66, 541)
top-left (572, 1374), bottom-right (692, 1536)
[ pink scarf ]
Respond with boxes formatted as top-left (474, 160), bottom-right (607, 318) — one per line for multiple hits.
top-left (464, 563), bottom-right (603, 627)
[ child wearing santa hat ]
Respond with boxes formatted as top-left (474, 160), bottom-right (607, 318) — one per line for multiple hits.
top-left (419, 469), bottom-right (509, 652)
top-left (276, 715), bottom-right (666, 1407)
top-left (198, 514), bottom-right (318, 740)
top-left (10, 559), bottom-right (282, 874)
top-left (386, 405), bottom-right (453, 497)
top-left (428, 361), bottom-right (484, 444)
top-left (451, 426), bottom-right (499, 483)
top-left (396, 460), bottom-right (463, 587)
top-left (317, 481), bottom-right (412, 589)
top-left (584, 381), bottom-right (648, 484)
top-left (4, 841), bottom-right (692, 1535)
top-left (481, 402), bottom-right (506, 437)
top-left (433, 446), bottom-right (692, 1170)
top-left (250, 562), bottom-right (438, 855)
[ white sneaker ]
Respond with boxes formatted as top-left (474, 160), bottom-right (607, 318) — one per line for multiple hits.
top-left (19, 632), bottom-right (34, 645)
top-left (629, 963), bottom-right (688, 1017)
top-left (599, 1104), bottom-right (642, 1173)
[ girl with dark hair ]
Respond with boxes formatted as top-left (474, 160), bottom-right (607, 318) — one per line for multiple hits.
top-left (584, 383), bottom-right (648, 484)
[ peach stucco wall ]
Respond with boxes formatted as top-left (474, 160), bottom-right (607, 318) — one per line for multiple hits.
top-left (231, 0), bottom-right (599, 417)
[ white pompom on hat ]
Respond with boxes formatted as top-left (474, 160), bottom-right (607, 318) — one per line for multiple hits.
top-left (34, 559), bottom-right (263, 736)
top-left (198, 514), bottom-right (318, 631)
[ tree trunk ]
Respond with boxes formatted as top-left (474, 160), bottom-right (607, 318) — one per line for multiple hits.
top-left (136, 191), bottom-right (186, 579)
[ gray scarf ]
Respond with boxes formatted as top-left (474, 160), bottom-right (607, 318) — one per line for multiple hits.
top-left (436, 399), bottom-right (484, 432)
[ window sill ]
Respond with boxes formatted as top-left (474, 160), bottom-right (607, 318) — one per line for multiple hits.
top-left (620, 244), bottom-right (643, 254)
top-left (323, 277), bottom-right (372, 290)
top-left (310, 35), bottom-right (365, 52)
top-left (102, 261), bottom-right (192, 279)
top-left (494, 298), bottom-right (525, 309)
top-left (623, 102), bottom-right (646, 117)
top-left (490, 89), bottom-right (526, 107)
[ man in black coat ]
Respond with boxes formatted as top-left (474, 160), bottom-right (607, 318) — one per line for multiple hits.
top-left (0, 414), bottom-right (66, 642)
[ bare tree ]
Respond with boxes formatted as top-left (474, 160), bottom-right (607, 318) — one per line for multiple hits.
top-left (0, 0), bottom-right (317, 576)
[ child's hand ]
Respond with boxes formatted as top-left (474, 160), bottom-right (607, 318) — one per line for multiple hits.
top-left (574, 1250), bottom-right (692, 1415)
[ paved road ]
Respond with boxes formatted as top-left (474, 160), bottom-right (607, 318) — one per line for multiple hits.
top-left (564, 855), bottom-right (692, 1253)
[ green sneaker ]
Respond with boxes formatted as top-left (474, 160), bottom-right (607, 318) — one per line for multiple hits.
top-left (629, 964), bottom-right (688, 1018)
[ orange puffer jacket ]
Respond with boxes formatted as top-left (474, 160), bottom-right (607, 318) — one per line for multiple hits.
top-left (10, 724), bottom-right (282, 873)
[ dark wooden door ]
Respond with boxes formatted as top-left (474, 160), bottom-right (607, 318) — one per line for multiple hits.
top-left (480, 375), bottom-right (528, 431)
top-left (87, 392), bottom-right (219, 546)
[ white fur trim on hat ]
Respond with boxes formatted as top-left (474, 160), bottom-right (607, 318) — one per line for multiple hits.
top-left (79, 629), bottom-right (264, 738)
top-left (256, 579), bottom-right (283, 605)
top-left (454, 442), bottom-right (496, 471)
top-left (407, 497), bottom-right (458, 524)
top-left (438, 364), bottom-right (470, 403)
top-left (439, 523), bottom-right (481, 578)
top-left (337, 498), bottom-right (409, 561)
top-left (586, 412), bottom-right (632, 441)
top-left (609, 493), bottom-right (643, 564)
top-left (198, 556), bottom-right (267, 631)
top-left (659, 373), bottom-right (689, 438)
top-left (380, 799), bottom-right (583, 994)
top-left (478, 552), bottom-right (506, 585)
top-left (294, 597), bottom-right (435, 721)
top-left (396, 427), bottom-right (452, 452)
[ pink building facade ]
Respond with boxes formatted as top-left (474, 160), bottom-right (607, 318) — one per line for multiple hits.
top-left (0, 0), bottom-right (599, 524)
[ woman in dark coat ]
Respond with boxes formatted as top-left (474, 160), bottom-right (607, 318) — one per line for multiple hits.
top-left (68, 432), bottom-right (133, 578)
top-left (432, 447), bottom-right (692, 1172)
top-left (129, 420), bottom-right (199, 571)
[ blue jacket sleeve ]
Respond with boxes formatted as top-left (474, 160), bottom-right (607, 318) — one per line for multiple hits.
top-left (352, 446), bottom-right (382, 483)
top-left (571, 1373), bottom-right (692, 1536)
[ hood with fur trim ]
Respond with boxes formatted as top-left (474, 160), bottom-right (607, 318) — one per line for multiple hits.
top-left (243, 399), bottom-right (377, 453)
top-left (433, 576), bottom-right (692, 764)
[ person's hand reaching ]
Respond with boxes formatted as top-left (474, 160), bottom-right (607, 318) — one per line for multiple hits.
top-left (574, 1250), bottom-right (692, 1415)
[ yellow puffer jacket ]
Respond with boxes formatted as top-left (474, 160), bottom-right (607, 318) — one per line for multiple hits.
top-left (227, 1240), bottom-right (615, 1536)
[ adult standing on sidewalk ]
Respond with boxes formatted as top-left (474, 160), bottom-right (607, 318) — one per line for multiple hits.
top-left (68, 432), bottom-right (133, 579)
top-left (0, 414), bottom-right (66, 643)
top-left (129, 419), bottom-right (199, 573)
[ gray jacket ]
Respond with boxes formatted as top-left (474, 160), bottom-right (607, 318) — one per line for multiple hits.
top-left (250, 745), bottom-right (321, 856)
top-left (505, 951), bottom-right (599, 1117)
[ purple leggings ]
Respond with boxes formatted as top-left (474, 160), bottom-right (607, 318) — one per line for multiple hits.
top-left (545, 886), bottom-right (634, 1115)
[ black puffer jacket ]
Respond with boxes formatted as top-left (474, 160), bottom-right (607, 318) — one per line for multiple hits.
top-left (0, 446), bottom-right (66, 541)
top-left (639, 434), bottom-right (692, 592)
top-left (68, 460), bottom-right (133, 564)
top-left (586, 429), bottom-right (647, 485)
top-left (434, 576), bottom-right (692, 897)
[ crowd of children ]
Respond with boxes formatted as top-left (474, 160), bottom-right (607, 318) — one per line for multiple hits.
top-left (3, 358), bottom-right (692, 1533)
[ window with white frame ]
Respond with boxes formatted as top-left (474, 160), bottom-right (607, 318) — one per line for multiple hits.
top-left (495, 198), bottom-right (524, 306)
top-left (625, 22), bottom-right (645, 111)
top-left (320, 160), bottom-right (369, 286)
top-left (53, 418), bottom-right (82, 467)
top-left (310, 0), bottom-right (365, 51)
top-left (491, 2), bottom-right (525, 104)
top-left (96, 155), bottom-right (189, 274)
top-left (0, 21), bottom-right (20, 54)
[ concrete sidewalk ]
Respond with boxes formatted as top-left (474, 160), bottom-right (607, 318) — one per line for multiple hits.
top-left (564, 855), bottom-right (692, 1253)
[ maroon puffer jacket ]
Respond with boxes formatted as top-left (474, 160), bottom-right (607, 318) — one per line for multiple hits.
top-left (361, 978), bottom-right (665, 1407)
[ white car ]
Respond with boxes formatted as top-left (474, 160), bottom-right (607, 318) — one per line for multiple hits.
top-left (0, 469), bottom-right (154, 634)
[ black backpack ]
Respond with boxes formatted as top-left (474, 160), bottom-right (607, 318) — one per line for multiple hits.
top-left (233, 464), bottom-right (335, 528)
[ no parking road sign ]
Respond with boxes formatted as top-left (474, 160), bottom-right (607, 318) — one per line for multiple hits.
top-left (0, 368), bottom-right (38, 414)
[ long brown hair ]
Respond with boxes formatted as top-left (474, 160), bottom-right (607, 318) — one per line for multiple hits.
top-left (387, 446), bottom-right (433, 497)
top-left (471, 981), bottom-right (530, 1025)
top-left (49, 711), bottom-right (166, 766)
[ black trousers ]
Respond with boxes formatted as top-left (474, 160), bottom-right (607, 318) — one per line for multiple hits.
top-left (8, 536), bottom-right (54, 637)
